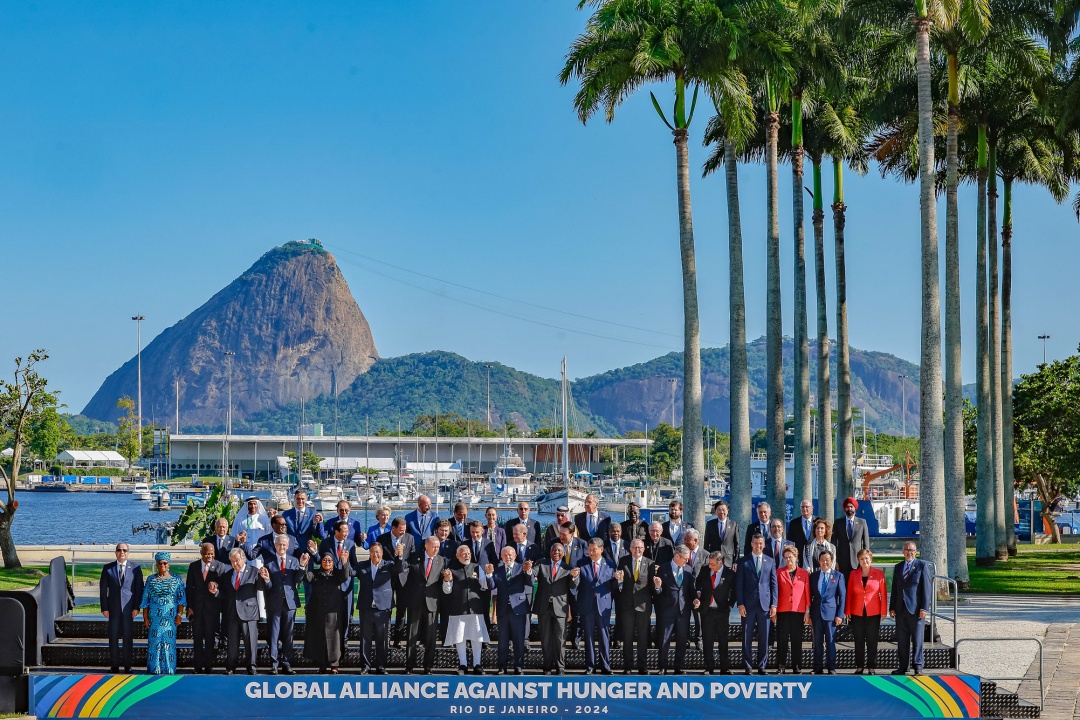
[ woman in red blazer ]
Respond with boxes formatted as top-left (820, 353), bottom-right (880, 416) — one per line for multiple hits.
top-left (846, 548), bottom-right (888, 674)
top-left (775, 545), bottom-right (811, 673)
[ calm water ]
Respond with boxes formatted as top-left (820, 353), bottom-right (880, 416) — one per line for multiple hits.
top-left (11, 491), bottom-right (564, 545)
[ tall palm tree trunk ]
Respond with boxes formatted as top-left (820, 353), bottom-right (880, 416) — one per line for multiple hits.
top-left (792, 93), bottom-right (812, 508)
top-left (766, 108), bottom-right (787, 514)
top-left (727, 142), bottom-right (752, 530)
top-left (674, 126), bottom-right (706, 530)
top-left (974, 124), bottom-right (996, 567)
top-left (987, 140), bottom-right (1007, 560)
top-left (915, 15), bottom-right (948, 580)
top-left (944, 65), bottom-right (969, 587)
top-left (814, 158), bottom-right (834, 518)
top-left (833, 155), bottom-right (851, 521)
top-left (1001, 177), bottom-right (1016, 555)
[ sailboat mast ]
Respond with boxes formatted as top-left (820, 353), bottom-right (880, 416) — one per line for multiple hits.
top-left (561, 356), bottom-right (570, 485)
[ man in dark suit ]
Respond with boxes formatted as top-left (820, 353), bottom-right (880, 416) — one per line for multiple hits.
top-left (765, 519), bottom-right (798, 569)
top-left (249, 515), bottom-right (304, 565)
top-left (744, 502), bottom-right (773, 557)
top-left (264, 534), bottom-right (306, 674)
top-left (833, 497), bottom-right (871, 577)
top-left (661, 500), bottom-right (689, 546)
top-left (787, 499), bottom-right (816, 558)
top-left (808, 550), bottom-right (846, 674)
top-left (377, 518), bottom-right (416, 644)
top-left (462, 520), bottom-right (498, 631)
top-left (318, 519), bottom-right (359, 646)
top-left (644, 521), bottom-right (675, 565)
top-left (203, 517), bottom-right (238, 564)
top-left (616, 538), bottom-right (652, 674)
top-left (890, 541), bottom-right (933, 675)
top-left (220, 548), bottom-right (272, 675)
top-left (652, 544), bottom-right (698, 674)
top-left (684, 529), bottom-right (707, 645)
top-left (574, 494), bottom-right (611, 541)
top-left (282, 489), bottom-right (325, 546)
top-left (503, 501), bottom-right (542, 546)
top-left (404, 494), bottom-right (440, 545)
top-left (491, 545), bottom-right (534, 674)
top-left (322, 500), bottom-right (367, 547)
top-left (697, 551), bottom-right (737, 674)
top-left (186, 543), bottom-right (228, 674)
top-left (507, 523), bottom-right (541, 564)
top-left (620, 502), bottom-right (649, 543)
top-left (704, 501), bottom-right (740, 568)
top-left (736, 533), bottom-right (777, 674)
top-left (574, 538), bottom-right (620, 674)
top-left (404, 536), bottom-right (447, 674)
top-left (434, 520), bottom-right (458, 560)
top-left (100, 543), bottom-right (143, 673)
top-left (554, 522), bottom-right (587, 647)
top-left (353, 542), bottom-right (406, 674)
top-left (533, 543), bottom-right (579, 675)
top-left (603, 523), bottom-right (628, 565)
top-left (448, 501), bottom-right (473, 544)
top-left (543, 506), bottom-right (575, 553)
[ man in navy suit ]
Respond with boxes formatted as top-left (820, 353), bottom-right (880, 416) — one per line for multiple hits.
top-left (203, 517), bottom-right (238, 564)
top-left (696, 551), bottom-right (737, 674)
top-left (264, 534), bottom-right (307, 674)
top-left (507, 523), bottom-right (541, 564)
top-left (318, 519), bottom-right (360, 646)
top-left (404, 536), bottom-right (447, 674)
top-left (555, 522), bottom-right (588, 647)
top-left (249, 515), bottom-right (304, 564)
top-left (787, 499), bottom-right (816, 559)
top-left (574, 494), bottom-right (611, 541)
top-left (661, 500), bottom-right (690, 545)
top-left (809, 550), bottom-right (846, 674)
top-left (890, 541), bottom-right (933, 675)
top-left (491, 545), bottom-right (534, 674)
top-left (744, 503), bottom-right (774, 557)
top-left (353, 542), bottom-right (406, 674)
top-left (766, 519), bottom-right (798, 569)
top-left (603, 523), bottom-right (628, 565)
top-left (100, 543), bottom-right (144, 673)
top-left (377, 518), bottom-right (416, 644)
top-left (503, 501), bottom-right (542, 546)
top-left (220, 548), bottom-right (272, 675)
top-left (281, 489), bottom-right (325, 546)
top-left (186, 542), bottom-right (229, 674)
top-left (405, 495), bottom-right (440, 545)
top-left (322, 500), bottom-right (367, 547)
top-left (736, 533), bottom-right (778, 674)
top-left (652, 544), bottom-right (698, 674)
top-left (704, 501), bottom-right (740, 569)
top-left (448, 502), bottom-right (473, 544)
top-left (574, 538), bottom-right (620, 674)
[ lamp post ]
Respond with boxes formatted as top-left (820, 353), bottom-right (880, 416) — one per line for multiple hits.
top-left (131, 315), bottom-right (144, 469)
top-left (224, 350), bottom-right (235, 489)
top-left (485, 364), bottom-right (493, 431)
top-left (898, 374), bottom-right (907, 438)
top-left (1038, 334), bottom-right (1051, 365)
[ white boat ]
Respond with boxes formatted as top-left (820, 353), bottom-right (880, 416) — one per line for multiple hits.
top-left (131, 482), bottom-right (151, 501)
top-left (535, 486), bottom-right (588, 515)
top-left (315, 485), bottom-right (346, 512)
top-left (488, 449), bottom-right (533, 494)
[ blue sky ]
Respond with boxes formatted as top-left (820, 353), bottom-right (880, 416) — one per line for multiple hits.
top-left (2, 2), bottom-right (1077, 413)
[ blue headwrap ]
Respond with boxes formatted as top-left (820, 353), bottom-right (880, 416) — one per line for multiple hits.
top-left (155, 551), bottom-right (171, 563)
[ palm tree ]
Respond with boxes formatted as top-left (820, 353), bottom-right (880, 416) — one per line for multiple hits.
top-left (764, 72), bottom-right (788, 515)
top-left (561, 0), bottom-right (749, 529)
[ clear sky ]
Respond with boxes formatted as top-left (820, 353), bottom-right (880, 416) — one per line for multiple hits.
top-left (2, 2), bottom-right (1077, 413)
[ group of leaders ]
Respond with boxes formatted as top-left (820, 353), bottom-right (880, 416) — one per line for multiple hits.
top-left (100, 492), bottom-right (932, 678)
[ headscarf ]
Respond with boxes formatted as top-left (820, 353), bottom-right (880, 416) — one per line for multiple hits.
top-left (154, 551), bottom-right (171, 562)
top-left (231, 497), bottom-right (271, 541)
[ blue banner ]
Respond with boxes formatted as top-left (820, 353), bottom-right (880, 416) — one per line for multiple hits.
top-left (31, 674), bottom-right (981, 720)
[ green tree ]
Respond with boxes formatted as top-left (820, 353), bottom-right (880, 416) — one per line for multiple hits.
top-left (0, 350), bottom-right (57, 569)
top-left (116, 396), bottom-right (140, 473)
top-left (560, 0), bottom-right (749, 529)
top-left (27, 406), bottom-right (67, 464)
top-left (285, 451), bottom-right (323, 475)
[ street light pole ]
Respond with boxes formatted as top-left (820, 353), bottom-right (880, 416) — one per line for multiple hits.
top-left (1038, 334), bottom-right (1051, 365)
top-left (485, 364), bottom-right (493, 431)
top-left (224, 350), bottom-right (235, 489)
top-left (131, 315), bottom-right (145, 470)
top-left (898, 374), bottom-right (907, 439)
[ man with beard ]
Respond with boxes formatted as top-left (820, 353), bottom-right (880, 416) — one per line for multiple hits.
top-left (832, 497), bottom-right (870, 578)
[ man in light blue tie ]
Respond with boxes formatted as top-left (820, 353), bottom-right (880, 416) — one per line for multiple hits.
top-left (788, 499), bottom-right (816, 559)
top-left (808, 550), bottom-right (846, 674)
top-left (736, 534), bottom-right (777, 675)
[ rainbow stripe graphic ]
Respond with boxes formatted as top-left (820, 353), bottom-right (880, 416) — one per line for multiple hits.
top-left (864, 674), bottom-right (981, 718)
top-left (33, 673), bottom-right (183, 718)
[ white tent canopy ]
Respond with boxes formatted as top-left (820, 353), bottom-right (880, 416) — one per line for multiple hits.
top-left (275, 456), bottom-right (397, 474)
top-left (55, 450), bottom-right (129, 468)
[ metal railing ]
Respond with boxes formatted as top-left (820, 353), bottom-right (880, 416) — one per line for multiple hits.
top-left (956, 637), bottom-right (1044, 711)
top-left (71, 547), bottom-right (203, 604)
top-left (930, 571), bottom-right (958, 651)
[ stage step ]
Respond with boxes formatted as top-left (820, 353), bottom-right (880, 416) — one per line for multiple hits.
top-left (980, 680), bottom-right (1041, 719)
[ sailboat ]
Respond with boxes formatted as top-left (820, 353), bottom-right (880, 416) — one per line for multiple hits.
top-left (533, 357), bottom-right (587, 515)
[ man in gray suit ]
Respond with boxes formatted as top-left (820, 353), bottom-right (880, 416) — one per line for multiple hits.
top-left (221, 548), bottom-right (272, 675)
top-left (533, 543), bottom-right (579, 675)
top-left (100, 543), bottom-right (144, 673)
top-left (832, 497), bottom-right (871, 577)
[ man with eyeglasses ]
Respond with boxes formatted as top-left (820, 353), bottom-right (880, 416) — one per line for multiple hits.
top-left (100, 543), bottom-right (144, 673)
top-left (889, 542), bottom-right (932, 676)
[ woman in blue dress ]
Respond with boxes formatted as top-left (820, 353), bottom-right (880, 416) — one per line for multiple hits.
top-left (141, 551), bottom-right (186, 674)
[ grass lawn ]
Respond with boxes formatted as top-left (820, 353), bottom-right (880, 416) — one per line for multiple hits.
top-left (0, 564), bottom-right (103, 591)
top-left (965, 544), bottom-right (1080, 594)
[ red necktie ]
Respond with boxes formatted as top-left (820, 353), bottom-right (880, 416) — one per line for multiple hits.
top-left (425, 557), bottom-right (432, 578)
top-left (234, 571), bottom-right (241, 590)
top-left (280, 556), bottom-right (286, 575)
top-left (202, 564), bottom-right (208, 581)
top-left (594, 562), bottom-right (599, 576)
top-left (551, 565), bottom-right (558, 580)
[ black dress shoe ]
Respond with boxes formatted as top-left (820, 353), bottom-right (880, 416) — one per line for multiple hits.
top-left (719, 669), bottom-right (730, 675)
top-left (913, 669), bottom-right (923, 676)
top-left (792, 668), bottom-right (801, 674)
top-left (247, 668), bottom-right (256, 675)
top-left (827, 670), bottom-right (836, 675)
top-left (375, 668), bottom-right (388, 675)
top-left (854, 668), bottom-right (864, 675)
top-left (474, 665), bottom-right (484, 675)
top-left (601, 669), bottom-right (612, 675)
top-left (513, 668), bottom-right (523, 675)
top-left (270, 667), bottom-right (279, 675)
top-left (867, 669), bottom-right (876, 675)
top-left (224, 670), bottom-right (234, 675)
top-left (585, 668), bottom-right (595, 675)
top-left (124, 668), bottom-right (132, 674)
top-left (757, 669), bottom-right (767, 676)
top-left (110, 667), bottom-right (120, 674)
top-left (777, 666), bottom-right (786, 675)
top-left (282, 666), bottom-right (295, 675)
top-left (422, 668), bottom-right (432, 675)
top-left (359, 667), bottom-right (369, 675)
top-left (891, 669), bottom-right (907, 675)
top-left (496, 669), bottom-right (506, 675)
top-left (744, 669), bottom-right (752, 676)
top-left (554, 669), bottom-right (565, 675)
top-left (458, 665), bottom-right (467, 675)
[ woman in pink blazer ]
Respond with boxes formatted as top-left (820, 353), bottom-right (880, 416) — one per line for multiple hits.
top-left (845, 548), bottom-right (888, 674)
top-left (775, 545), bottom-right (811, 673)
